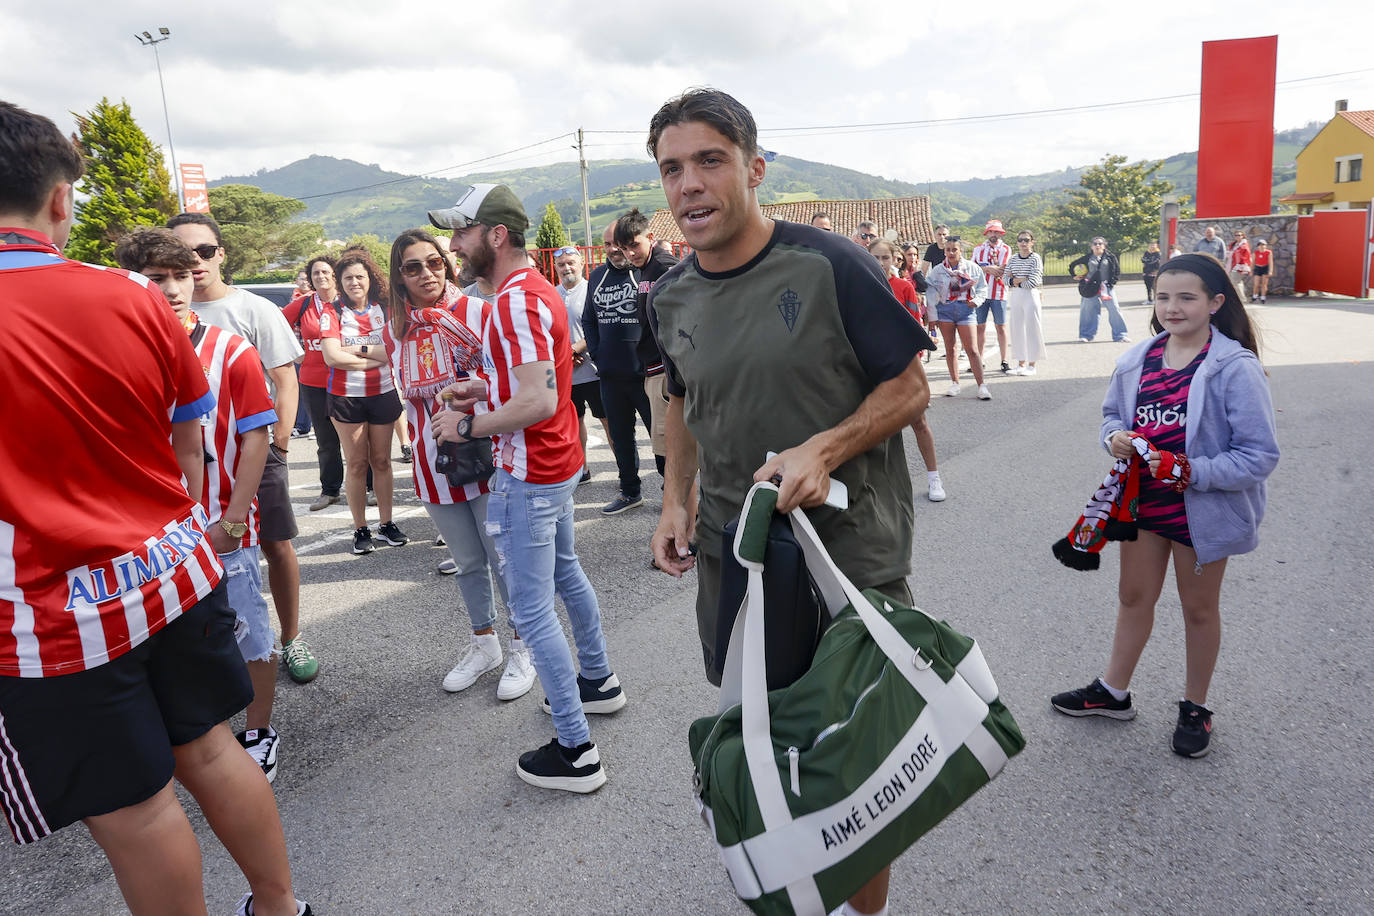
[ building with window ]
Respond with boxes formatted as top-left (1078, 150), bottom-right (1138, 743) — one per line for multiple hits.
top-left (1279, 107), bottom-right (1373, 214)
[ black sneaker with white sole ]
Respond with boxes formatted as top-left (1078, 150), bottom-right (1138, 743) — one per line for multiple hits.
top-left (1050, 678), bottom-right (1136, 720)
top-left (352, 526), bottom-right (375, 554)
top-left (1172, 699), bottom-right (1213, 757)
top-left (516, 737), bottom-right (606, 793)
top-left (376, 520), bottom-right (408, 546)
top-left (236, 727), bottom-right (280, 783)
top-left (542, 672), bottom-right (627, 715)
top-left (601, 492), bottom-right (644, 515)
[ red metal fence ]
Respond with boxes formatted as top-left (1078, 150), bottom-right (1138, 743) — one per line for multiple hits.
top-left (529, 243), bottom-right (693, 283)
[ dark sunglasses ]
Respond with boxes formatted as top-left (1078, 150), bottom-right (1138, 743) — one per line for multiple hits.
top-left (553, 246), bottom-right (579, 258)
top-left (1017, 236), bottom-right (1033, 242)
top-left (400, 255), bottom-right (447, 278)
top-left (189, 243), bottom-right (220, 260)
top-left (858, 232), bottom-right (878, 241)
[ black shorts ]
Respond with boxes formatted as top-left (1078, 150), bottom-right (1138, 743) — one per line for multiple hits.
top-left (257, 443), bottom-right (299, 542)
top-left (328, 389), bottom-right (404, 426)
top-left (0, 581), bottom-right (252, 844)
top-left (570, 380), bottom-right (605, 419)
top-left (1252, 265), bottom-right (1269, 276)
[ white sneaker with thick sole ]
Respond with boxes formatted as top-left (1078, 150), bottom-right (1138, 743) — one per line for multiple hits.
top-left (977, 384), bottom-right (992, 400)
top-left (945, 383), bottom-right (960, 397)
top-left (442, 633), bottom-right (502, 692)
top-left (927, 476), bottom-right (946, 502)
top-left (497, 639), bottom-right (536, 700)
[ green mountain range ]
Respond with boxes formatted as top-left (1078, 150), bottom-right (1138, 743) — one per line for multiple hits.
top-left (212, 121), bottom-right (1321, 243)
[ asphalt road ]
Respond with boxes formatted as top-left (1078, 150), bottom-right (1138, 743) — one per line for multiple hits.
top-left (4, 284), bottom-right (1371, 915)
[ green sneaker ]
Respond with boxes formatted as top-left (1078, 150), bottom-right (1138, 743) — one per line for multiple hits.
top-left (282, 635), bottom-right (319, 684)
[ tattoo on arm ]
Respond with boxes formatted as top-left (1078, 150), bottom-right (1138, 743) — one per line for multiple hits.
top-left (546, 368), bottom-right (555, 390)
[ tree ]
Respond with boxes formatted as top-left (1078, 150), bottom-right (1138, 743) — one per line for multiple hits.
top-left (66, 98), bottom-right (177, 265)
top-left (208, 184), bottom-right (322, 282)
top-left (533, 202), bottom-right (571, 251)
top-left (1043, 155), bottom-right (1178, 256)
top-left (339, 233), bottom-right (391, 276)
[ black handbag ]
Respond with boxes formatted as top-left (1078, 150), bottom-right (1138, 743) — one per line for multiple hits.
top-left (1077, 276), bottom-right (1101, 297)
top-left (436, 435), bottom-right (495, 487)
top-left (717, 511), bottom-right (825, 691)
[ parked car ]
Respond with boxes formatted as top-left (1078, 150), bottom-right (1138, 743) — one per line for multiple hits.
top-left (237, 282), bottom-right (299, 310)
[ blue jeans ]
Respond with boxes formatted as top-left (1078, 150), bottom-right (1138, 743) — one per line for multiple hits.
top-left (219, 546), bottom-right (273, 663)
top-left (485, 469), bottom-right (611, 748)
top-left (425, 495), bottom-right (510, 632)
top-left (1079, 287), bottom-right (1129, 341)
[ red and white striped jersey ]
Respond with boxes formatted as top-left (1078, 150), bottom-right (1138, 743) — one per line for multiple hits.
top-left (482, 268), bottom-right (582, 484)
top-left (192, 321), bottom-right (278, 546)
top-left (282, 293), bottom-right (330, 388)
top-left (972, 240), bottom-right (1012, 300)
top-left (0, 237), bottom-right (223, 677)
top-left (320, 300), bottom-right (394, 397)
top-left (383, 294), bottom-right (493, 504)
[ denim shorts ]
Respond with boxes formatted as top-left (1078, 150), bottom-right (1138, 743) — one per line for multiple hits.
top-left (220, 545), bottom-right (274, 662)
top-left (976, 298), bottom-right (1006, 325)
top-left (936, 301), bottom-right (976, 326)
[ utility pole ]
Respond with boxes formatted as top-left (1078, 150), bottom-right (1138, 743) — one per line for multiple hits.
top-left (577, 128), bottom-right (592, 250)
top-left (135, 28), bottom-right (182, 211)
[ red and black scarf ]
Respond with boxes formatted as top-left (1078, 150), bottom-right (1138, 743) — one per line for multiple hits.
top-left (1053, 433), bottom-right (1190, 571)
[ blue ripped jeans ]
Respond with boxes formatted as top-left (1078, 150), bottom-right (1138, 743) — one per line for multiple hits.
top-left (486, 469), bottom-right (611, 748)
top-left (1079, 286), bottom-right (1129, 341)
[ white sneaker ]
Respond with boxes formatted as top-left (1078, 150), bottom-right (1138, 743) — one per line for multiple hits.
top-left (1022, 366), bottom-right (1037, 376)
top-left (977, 384), bottom-right (992, 400)
top-left (945, 383), bottom-right (960, 397)
top-left (927, 475), bottom-right (946, 502)
top-left (442, 633), bottom-right (502, 692)
top-left (496, 638), bottom-right (536, 701)
top-left (1008, 366), bottom-right (1025, 376)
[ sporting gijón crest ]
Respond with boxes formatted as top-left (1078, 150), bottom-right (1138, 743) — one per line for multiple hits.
top-left (777, 288), bottom-right (801, 332)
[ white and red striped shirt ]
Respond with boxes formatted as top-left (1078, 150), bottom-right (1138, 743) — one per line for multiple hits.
top-left (972, 239), bottom-right (1012, 300)
top-left (192, 321), bottom-right (278, 546)
top-left (282, 293), bottom-right (330, 389)
top-left (0, 236), bottom-right (223, 677)
top-left (383, 293), bottom-right (493, 504)
top-left (320, 300), bottom-right (394, 397)
top-left (482, 269), bottom-right (582, 484)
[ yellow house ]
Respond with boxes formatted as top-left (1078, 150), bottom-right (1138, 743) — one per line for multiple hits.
top-left (1280, 109), bottom-right (1374, 214)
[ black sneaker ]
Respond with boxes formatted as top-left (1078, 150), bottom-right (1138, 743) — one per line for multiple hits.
top-left (352, 526), bottom-right (375, 554)
top-left (399, 444), bottom-right (413, 463)
top-left (541, 672), bottom-right (627, 715)
top-left (1172, 699), bottom-right (1213, 757)
top-left (1051, 678), bottom-right (1136, 720)
top-left (235, 893), bottom-right (311, 916)
top-left (579, 468), bottom-right (592, 485)
top-left (516, 737), bottom-right (606, 793)
top-left (601, 493), bottom-right (644, 515)
top-left (376, 520), bottom-right (408, 546)
top-left (1000, 361), bottom-right (1011, 374)
top-left (236, 727), bottom-right (280, 783)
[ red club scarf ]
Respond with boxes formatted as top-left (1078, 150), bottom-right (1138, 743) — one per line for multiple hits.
top-left (1053, 433), bottom-right (1190, 571)
top-left (396, 281), bottom-right (485, 402)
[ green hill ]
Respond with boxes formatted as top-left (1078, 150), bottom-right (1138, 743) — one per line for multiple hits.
top-left (213, 120), bottom-right (1326, 244)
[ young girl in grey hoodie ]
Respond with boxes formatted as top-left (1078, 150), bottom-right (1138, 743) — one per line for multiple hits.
top-left (1051, 253), bottom-right (1279, 759)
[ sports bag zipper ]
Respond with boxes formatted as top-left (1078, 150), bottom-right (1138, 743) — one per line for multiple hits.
top-left (788, 747), bottom-right (800, 796)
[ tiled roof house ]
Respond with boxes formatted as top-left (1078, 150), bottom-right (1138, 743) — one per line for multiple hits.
top-left (647, 196), bottom-right (935, 247)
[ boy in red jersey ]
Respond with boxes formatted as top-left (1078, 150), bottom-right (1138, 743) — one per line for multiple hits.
top-left (116, 229), bottom-right (290, 787)
top-left (0, 103), bottom-right (308, 916)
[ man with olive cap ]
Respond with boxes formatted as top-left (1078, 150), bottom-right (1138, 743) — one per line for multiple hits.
top-left (427, 184), bottom-right (625, 794)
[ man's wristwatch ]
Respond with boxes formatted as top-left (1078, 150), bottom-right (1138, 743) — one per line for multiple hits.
top-left (456, 414), bottom-right (474, 441)
top-left (219, 519), bottom-right (249, 539)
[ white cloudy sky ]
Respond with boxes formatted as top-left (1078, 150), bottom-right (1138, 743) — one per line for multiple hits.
top-left (5, 1), bottom-right (1373, 192)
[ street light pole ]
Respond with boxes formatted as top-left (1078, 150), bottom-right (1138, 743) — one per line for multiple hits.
top-left (135, 28), bottom-right (182, 211)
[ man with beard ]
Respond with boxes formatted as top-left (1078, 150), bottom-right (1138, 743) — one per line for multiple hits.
top-left (429, 185), bottom-right (624, 793)
top-left (583, 220), bottom-right (655, 515)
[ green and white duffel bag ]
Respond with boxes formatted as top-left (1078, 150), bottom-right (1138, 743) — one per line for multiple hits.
top-left (689, 481), bottom-right (1025, 914)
